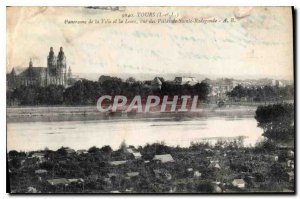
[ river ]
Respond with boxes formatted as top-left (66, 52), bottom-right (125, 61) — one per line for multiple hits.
top-left (7, 110), bottom-right (263, 151)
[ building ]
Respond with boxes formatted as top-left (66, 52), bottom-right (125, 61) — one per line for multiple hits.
top-left (208, 162), bottom-right (221, 170)
top-left (270, 155), bottom-right (279, 162)
top-left (132, 152), bottom-right (142, 159)
top-left (174, 77), bottom-right (198, 86)
top-left (208, 78), bottom-right (238, 100)
top-left (232, 179), bottom-right (246, 188)
top-left (35, 169), bottom-right (48, 175)
top-left (271, 79), bottom-right (285, 87)
top-left (76, 149), bottom-right (88, 155)
top-left (126, 172), bottom-right (140, 178)
top-left (286, 171), bottom-right (294, 182)
top-left (194, 171), bottom-right (202, 178)
top-left (287, 150), bottom-right (294, 158)
top-left (47, 178), bottom-right (70, 186)
top-left (31, 152), bottom-right (46, 163)
top-left (109, 160), bottom-right (127, 166)
top-left (151, 77), bottom-right (163, 89)
top-left (153, 154), bottom-right (175, 163)
top-left (287, 160), bottom-right (294, 168)
top-left (65, 147), bottom-right (76, 155)
top-left (126, 148), bottom-right (142, 159)
top-left (27, 187), bottom-right (38, 193)
top-left (7, 47), bottom-right (72, 89)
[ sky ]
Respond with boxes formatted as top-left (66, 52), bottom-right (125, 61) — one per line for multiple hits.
top-left (6, 6), bottom-right (293, 80)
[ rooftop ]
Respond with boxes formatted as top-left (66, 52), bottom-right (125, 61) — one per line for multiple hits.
top-left (153, 154), bottom-right (174, 163)
top-left (47, 178), bottom-right (69, 186)
top-left (126, 172), bottom-right (140, 177)
top-left (232, 179), bottom-right (245, 185)
top-left (109, 160), bottom-right (127, 166)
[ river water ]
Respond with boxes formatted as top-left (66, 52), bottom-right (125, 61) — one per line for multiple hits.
top-left (7, 113), bottom-right (263, 151)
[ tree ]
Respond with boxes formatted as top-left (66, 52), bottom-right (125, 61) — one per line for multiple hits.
top-left (253, 172), bottom-right (265, 182)
top-left (195, 181), bottom-right (214, 193)
top-left (142, 142), bottom-right (171, 156)
top-left (254, 139), bottom-right (277, 152)
top-left (100, 145), bottom-right (112, 153)
top-left (88, 146), bottom-right (100, 154)
top-left (99, 75), bottom-right (122, 84)
top-left (40, 85), bottom-right (64, 104)
top-left (125, 77), bottom-right (136, 84)
top-left (12, 85), bottom-right (39, 105)
top-left (6, 90), bottom-right (13, 106)
top-left (226, 84), bottom-right (246, 101)
top-left (8, 150), bottom-right (26, 158)
top-left (269, 163), bottom-right (286, 182)
top-left (193, 82), bottom-right (211, 101)
top-left (119, 140), bottom-right (127, 150)
top-left (40, 161), bottom-right (55, 170)
top-left (101, 78), bottom-right (122, 96)
top-left (63, 81), bottom-right (86, 105)
top-left (160, 81), bottom-right (210, 101)
top-left (8, 150), bottom-right (20, 158)
top-left (227, 85), bottom-right (294, 102)
top-left (255, 104), bottom-right (294, 145)
top-left (56, 147), bottom-right (68, 156)
top-left (10, 158), bottom-right (22, 169)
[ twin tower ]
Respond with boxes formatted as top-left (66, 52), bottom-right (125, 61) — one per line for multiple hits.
top-left (47, 46), bottom-right (68, 86)
top-left (7, 46), bottom-right (72, 89)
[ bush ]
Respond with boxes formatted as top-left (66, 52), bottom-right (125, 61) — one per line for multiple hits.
top-left (195, 181), bottom-right (214, 193)
top-left (88, 146), bottom-right (100, 154)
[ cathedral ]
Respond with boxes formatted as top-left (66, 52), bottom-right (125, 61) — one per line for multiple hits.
top-left (7, 47), bottom-right (72, 89)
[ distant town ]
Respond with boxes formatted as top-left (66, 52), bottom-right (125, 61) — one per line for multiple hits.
top-left (6, 47), bottom-right (294, 107)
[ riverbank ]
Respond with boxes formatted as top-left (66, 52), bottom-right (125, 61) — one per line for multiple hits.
top-left (7, 104), bottom-right (258, 123)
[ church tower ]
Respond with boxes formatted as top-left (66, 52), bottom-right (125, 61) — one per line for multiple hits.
top-left (47, 47), bottom-right (57, 85)
top-left (67, 66), bottom-right (72, 79)
top-left (27, 58), bottom-right (34, 85)
top-left (7, 68), bottom-right (17, 89)
top-left (29, 58), bottom-right (33, 68)
top-left (57, 46), bottom-right (67, 86)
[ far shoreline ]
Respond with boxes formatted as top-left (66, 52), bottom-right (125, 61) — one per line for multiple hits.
top-left (6, 104), bottom-right (260, 123)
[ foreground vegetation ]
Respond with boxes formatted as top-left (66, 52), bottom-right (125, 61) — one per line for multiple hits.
top-left (8, 141), bottom-right (294, 193)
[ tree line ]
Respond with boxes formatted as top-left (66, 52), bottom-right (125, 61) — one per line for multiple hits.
top-left (6, 76), bottom-right (210, 106)
top-left (226, 85), bottom-right (294, 102)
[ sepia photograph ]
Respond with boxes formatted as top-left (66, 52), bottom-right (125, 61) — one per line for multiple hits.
top-left (6, 6), bottom-right (295, 194)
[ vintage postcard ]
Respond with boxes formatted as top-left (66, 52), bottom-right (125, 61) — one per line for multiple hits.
top-left (6, 6), bottom-right (294, 193)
